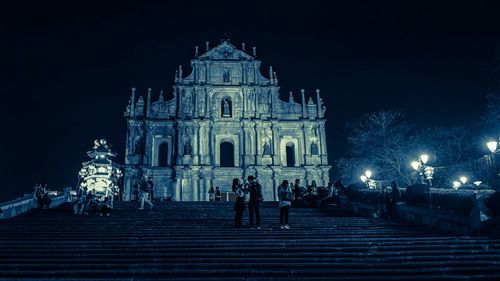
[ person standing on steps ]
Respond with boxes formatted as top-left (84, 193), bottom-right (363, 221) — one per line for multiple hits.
top-left (389, 181), bottom-right (401, 218)
top-left (208, 186), bottom-right (215, 202)
top-left (247, 175), bottom-right (263, 229)
top-left (278, 180), bottom-right (293, 229)
top-left (232, 178), bottom-right (246, 228)
top-left (100, 196), bottom-right (112, 216)
top-left (138, 176), bottom-right (154, 210)
top-left (293, 179), bottom-right (301, 207)
top-left (215, 186), bottom-right (222, 202)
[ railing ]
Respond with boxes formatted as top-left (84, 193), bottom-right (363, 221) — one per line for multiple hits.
top-left (0, 194), bottom-right (68, 219)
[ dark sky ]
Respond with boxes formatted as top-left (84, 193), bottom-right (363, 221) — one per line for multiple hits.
top-left (1, 0), bottom-right (500, 202)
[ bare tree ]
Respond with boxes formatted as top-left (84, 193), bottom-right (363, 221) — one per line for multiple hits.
top-left (337, 110), bottom-right (414, 185)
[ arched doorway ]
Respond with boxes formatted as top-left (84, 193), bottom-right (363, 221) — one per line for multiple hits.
top-left (158, 142), bottom-right (169, 167)
top-left (285, 143), bottom-right (295, 167)
top-left (220, 141), bottom-right (235, 167)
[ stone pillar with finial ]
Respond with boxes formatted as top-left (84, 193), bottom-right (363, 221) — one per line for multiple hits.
top-left (301, 89), bottom-right (307, 119)
top-left (205, 41), bottom-right (210, 52)
top-left (178, 65), bottom-right (183, 83)
top-left (131, 87), bottom-right (136, 117)
top-left (252, 47), bottom-right (257, 57)
top-left (269, 66), bottom-right (273, 83)
top-left (146, 88), bottom-right (152, 118)
top-left (242, 42), bottom-right (246, 51)
top-left (316, 89), bottom-right (321, 117)
top-left (195, 46), bottom-right (199, 57)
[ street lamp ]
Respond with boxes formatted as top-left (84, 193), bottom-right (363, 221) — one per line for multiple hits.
top-left (360, 170), bottom-right (375, 189)
top-left (411, 154), bottom-right (434, 186)
top-left (459, 176), bottom-right (467, 185)
top-left (487, 140), bottom-right (499, 153)
top-left (452, 181), bottom-right (461, 190)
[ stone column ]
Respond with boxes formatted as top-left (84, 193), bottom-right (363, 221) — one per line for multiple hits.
top-left (193, 171), bottom-right (200, 201)
top-left (271, 121), bottom-right (281, 165)
top-left (319, 122), bottom-right (328, 164)
top-left (193, 121), bottom-right (200, 165)
top-left (175, 177), bottom-right (181, 201)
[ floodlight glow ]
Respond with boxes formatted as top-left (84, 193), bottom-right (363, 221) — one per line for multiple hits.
top-left (360, 175), bottom-right (367, 183)
top-left (487, 141), bottom-right (498, 153)
top-left (452, 181), bottom-right (461, 190)
top-left (420, 154), bottom-right (429, 164)
top-left (459, 176), bottom-right (467, 184)
top-left (473, 181), bottom-right (482, 186)
top-left (411, 161), bottom-right (421, 171)
top-left (364, 170), bottom-right (372, 179)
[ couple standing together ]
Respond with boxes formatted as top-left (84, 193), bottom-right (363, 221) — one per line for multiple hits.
top-left (232, 176), bottom-right (293, 230)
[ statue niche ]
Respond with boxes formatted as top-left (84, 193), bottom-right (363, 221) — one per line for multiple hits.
top-left (263, 141), bottom-right (272, 156)
top-left (183, 139), bottom-right (192, 156)
top-left (134, 136), bottom-right (144, 155)
top-left (221, 97), bottom-right (232, 118)
top-left (311, 142), bottom-right (319, 155)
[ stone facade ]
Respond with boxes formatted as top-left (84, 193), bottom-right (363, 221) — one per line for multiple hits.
top-left (123, 40), bottom-right (331, 201)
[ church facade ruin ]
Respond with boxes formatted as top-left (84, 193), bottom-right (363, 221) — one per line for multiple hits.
top-left (123, 39), bottom-right (331, 201)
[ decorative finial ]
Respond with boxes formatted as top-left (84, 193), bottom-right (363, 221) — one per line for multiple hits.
top-left (242, 42), bottom-right (246, 51)
top-left (252, 47), bottom-right (257, 57)
top-left (131, 87), bottom-right (136, 94)
top-left (205, 41), bottom-right (209, 51)
top-left (300, 89), bottom-right (305, 94)
top-left (289, 91), bottom-right (294, 102)
top-left (195, 46), bottom-right (199, 57)
top-left (148, 88), bottom-right (152, 94)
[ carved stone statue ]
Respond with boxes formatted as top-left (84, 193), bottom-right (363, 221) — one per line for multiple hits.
top-left (247, 90), bottom-right (255, 111)
top-left (183, 140), bottom-right (192, 156)
top-left (263, 141), bottom-right (272, 156)
top-left (311, 142), bottom-right (318, 155)
top-left (134, 136), bottom-right (144, 155)
top-left (223, 69), bottom-right (230, 83)
top-left (222, 97), bottom-right (231, 117)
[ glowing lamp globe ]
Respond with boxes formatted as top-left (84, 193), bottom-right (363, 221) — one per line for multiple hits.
top-left (487, 141), bottom-right (498, 153)
top-left (459, 176), bottom-right (467, 185)
top-left (420, 154), bottom-right (429, 164)
top-left (411, 161), bottom-right (421, 171)
top-left (360, 175), bottom-right (368, 183)
top-left (452, 181), bottom-right (461, 190)
top-left (364, 170), bottom-right (372, 179)
top-left (473, 181), bottom-right (482, 186)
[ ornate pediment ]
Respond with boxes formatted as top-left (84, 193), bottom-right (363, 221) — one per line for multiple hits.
top-left (198, 40), bottom-right (254, 61)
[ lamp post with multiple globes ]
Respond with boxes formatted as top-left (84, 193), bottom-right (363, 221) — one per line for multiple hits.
top-left (411, 154), bottom-right (435, 186)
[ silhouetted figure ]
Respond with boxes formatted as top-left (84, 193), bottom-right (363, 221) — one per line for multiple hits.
top-left (278, 180), bottom-right (293, 229)
top-left (334, 180), bottom-right (346, 206)
top-left (389, 181), bottom-right (401, 218)
top-left (247, 175), bottom-right (263, 229)
top-left (208, 186), bottom-right (215, 202)
top-left (378, 186), bottom-right (389, 218)
top-left (73, 187), bottom-right (86, 215)
top-left (215, 186), bottom-right (222, 202)
top-left (320, 182), bottom-right (336, 207)
top-left (100, 196), bottom-right (112, 216)
top-left (293, 179), bottom-right (301, 206)
top-left (232, 178), bottom-right (246, 227)
top-left (139, 177), bottom-right (154, 210)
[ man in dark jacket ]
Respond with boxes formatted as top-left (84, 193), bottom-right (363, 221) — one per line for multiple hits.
top-left (247, 175), bottom-right (263, 229)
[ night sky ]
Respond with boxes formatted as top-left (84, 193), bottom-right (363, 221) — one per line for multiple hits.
top-left (1, 1), bottom-right (500, 202)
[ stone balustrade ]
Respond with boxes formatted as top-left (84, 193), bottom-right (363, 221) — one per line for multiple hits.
top-left (0, 194), bottom-right (67, 219)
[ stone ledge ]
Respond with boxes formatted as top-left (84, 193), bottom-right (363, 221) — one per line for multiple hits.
top-left (0, 195), bottom-right (67, 220)
top-left (338, 196), bottom-right (480, 235)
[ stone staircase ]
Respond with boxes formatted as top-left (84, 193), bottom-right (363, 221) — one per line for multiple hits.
top-left (0, 201), bottom-right (499, 280)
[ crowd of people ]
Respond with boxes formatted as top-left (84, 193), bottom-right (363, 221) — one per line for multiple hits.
top-left (73, 187), bottom-right (113, 216)
top-left (44, 173), bottom-right (399, 226)
top-left (33, 182), bottom-right (52, 209)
